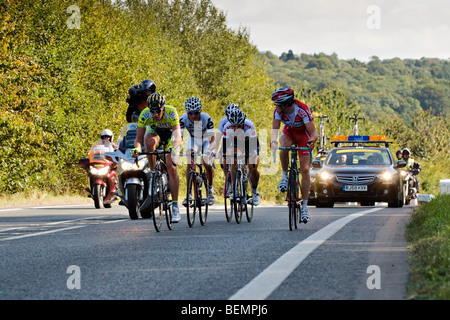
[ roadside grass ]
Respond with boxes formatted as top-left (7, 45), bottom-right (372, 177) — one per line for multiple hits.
top-left (405, 194), bottom-right (450, 300)
top-left (0, 190), bottom-right (89, 208)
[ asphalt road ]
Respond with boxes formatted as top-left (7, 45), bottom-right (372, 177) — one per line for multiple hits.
top-left (0, 202), bottom-right (413, 303)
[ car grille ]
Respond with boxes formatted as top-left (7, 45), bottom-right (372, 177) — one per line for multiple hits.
top-left (336, 174), bottom-right (375, 184)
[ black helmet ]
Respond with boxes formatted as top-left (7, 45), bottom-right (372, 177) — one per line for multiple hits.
top-left (137, 79), bottom-right (156, 96)
top-left (147, 92), bottom-right (166, 112)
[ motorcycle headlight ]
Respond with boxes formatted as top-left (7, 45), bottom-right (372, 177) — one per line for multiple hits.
top-left (90, 166), bottom-right (109, 176)
top-left (120, 160), bottom-right (138, 171)
top-left (400, 171), bottom-right (407, 177)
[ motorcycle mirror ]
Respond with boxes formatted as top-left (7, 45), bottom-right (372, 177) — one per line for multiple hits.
top-left (395, 160), bottom-right (406, 169)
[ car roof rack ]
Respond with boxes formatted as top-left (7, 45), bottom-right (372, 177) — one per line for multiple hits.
top-left (331, 135), bottom-right (392, 148)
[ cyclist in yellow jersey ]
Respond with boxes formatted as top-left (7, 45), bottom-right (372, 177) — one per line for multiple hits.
top-left (132, 92), bottom-right (182, 222)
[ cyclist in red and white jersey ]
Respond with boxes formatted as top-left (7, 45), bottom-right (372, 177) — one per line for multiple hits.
top-left (270, 88), bottom-right (318, 223)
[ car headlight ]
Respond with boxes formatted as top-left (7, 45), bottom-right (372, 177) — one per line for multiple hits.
top-left (90, 166), bottom-right (109, 176)
top-left (319, 171), bottom-right (333, 180)
top-left (378, 171), bottom-right (393, 181)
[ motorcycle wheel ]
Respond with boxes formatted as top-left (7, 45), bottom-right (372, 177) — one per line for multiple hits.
top-left (93, 184), bottom-right (104, 209)
top-left (127, 184), bottom-right (140, 220)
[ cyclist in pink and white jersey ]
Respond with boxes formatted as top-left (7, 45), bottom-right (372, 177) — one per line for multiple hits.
top-left (270, 88), bottom-right (318, 223)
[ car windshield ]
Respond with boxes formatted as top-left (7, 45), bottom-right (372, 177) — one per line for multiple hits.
top-left (325, 148), bottom-right (392, 167)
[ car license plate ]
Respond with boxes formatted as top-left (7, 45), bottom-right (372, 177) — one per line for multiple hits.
top-left (344, 185), bottom-right (368, 191)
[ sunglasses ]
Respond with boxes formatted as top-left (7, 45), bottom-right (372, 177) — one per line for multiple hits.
top-left (188, 111), bottom-right (200, 116)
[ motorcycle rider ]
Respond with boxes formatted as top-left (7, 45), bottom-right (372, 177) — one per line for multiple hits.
top-left (100, 129), bottom-right (117, 151)
top-left (126, 79), bottom-right (157, 123)
top-left (395, 149), bottom-right (403, 163)
top-left (402, 148), bottom-right (421, 193)
top-left (132, 92), bottom-right (182, 223)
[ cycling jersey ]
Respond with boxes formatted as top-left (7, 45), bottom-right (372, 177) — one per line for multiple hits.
top-left (138, 105), bottom-right (179, 142)
top-left (222, 118), bottom-right (259, 156)
top-left (179, 112), bottom-right (215, 139)
top-left (274, 100), bottom-right (313, 156)
top-left (273, 100), bottom-right (313, 128)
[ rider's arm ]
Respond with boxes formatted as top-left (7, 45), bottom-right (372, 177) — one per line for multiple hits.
top-left (305, 121), bottom-right (319, 148)
top-left (171, 124), bottom-right (182, 149)
top-left (134, 126), bottom-right (146, 153)
top-left (271, 118), bottom-right (281, 151)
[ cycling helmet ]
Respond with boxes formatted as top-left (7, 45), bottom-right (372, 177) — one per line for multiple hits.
top-left (225, 103), bottom-right (240, 117)
top-left (101, 129), bottom-right (114, 142)
top-left (402, 148), bottom-right (411, 156)
top-left (147, 92), bottom-right (166, 112)
top-left (137, 79), bottom-right (156, 96)
top-left (271, 88), bottom-right (295, 106)
top-left (228, 109), bottom-right (246, 126)
top-left (185, 97), bottom-right (202, 112)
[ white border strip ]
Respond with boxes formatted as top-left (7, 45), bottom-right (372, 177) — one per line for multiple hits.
top-left (229, 207), bottom-right (384, 300)
top-left (0, 226), bottom-right (85, 242)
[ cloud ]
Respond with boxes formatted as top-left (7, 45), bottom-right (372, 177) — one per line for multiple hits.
top-left (211, 0), bottom-right (450, 61)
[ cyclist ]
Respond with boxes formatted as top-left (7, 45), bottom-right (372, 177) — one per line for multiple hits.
top-left (222, 108), bottom-right (260, 206)
top-left (180, 97), bottom-right (216, 205)
top-left (270, 88), bottom-right (318, 223)
top-left (132, 92), bottom-right (182, 222)
top-left (209, 104), bottom-right (240, 177)
top-left (126, 79), bottom-right (156, 123)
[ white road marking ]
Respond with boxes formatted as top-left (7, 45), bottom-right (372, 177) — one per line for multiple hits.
top-left (0, 226), bottom-right (86, 242)
top-left (229, 207), bottom-right (384, 300)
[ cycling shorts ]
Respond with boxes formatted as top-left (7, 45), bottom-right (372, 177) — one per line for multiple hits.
top-left (281, 125), bottom-right (311, 157)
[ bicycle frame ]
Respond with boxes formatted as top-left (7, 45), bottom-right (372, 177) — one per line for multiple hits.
top-left (140, 150), bottom-right (172, 232)
top-left (278, 144), bottom-right (310, 230)
top-left (229, 153), bottom-right (253, 224)
top-left (181, 151), bottom-right (209, 227)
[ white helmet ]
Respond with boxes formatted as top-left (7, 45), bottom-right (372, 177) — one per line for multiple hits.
top-left (225, 103), bottom-right (240, 118)
top-left (185, 97), bottom-right (202, 112)
top-left (228, 109), bottom-right (246, 126)
top-left (101, 129), bottom-right (114, 142)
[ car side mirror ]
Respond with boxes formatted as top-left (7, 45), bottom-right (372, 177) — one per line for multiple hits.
top-left (395, 160), bottom-right (406, 169)
top-left (312, 159), bottom-right (322, 168)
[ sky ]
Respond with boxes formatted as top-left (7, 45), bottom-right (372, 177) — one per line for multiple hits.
top-left (210, 0), bottom-right (450, 62)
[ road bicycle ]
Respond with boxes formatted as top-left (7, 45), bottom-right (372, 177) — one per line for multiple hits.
top-left (229, 153), bottom-right (253, 224)
top-left (315, 115), bottom-right (329, 152)
top-left (278, 144), bottom-right (310, 231)
top-left (349, 113), bottom-right (365, 136)
top-left (223, 163), bottom-right (233, 222)
top-left (140, 150), bottom-right (173, 232)
top-left (181, 151), bottom-right (210, 227)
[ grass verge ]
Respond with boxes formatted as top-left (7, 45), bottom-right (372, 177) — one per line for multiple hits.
top-left (0, 190), bottom-right (89, 208)
top-left (405, 194), bottom-right (450, 300)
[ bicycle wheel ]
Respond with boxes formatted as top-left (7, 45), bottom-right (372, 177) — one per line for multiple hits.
top-left (186, 172), bottom-right (197, 227)
top-left (151, 172), bottom-right (163, 232)
top-left (244, 177), bottom-right (253, 223)
top-left (224, 172), bottom-right (233, 222)
top-left (164, 197), bottom-right (173, 231)
top-left (233, 170), bottom-right (243, 224)
top-left (288, 169), bottom-right (299, 231)
top-left (199, 173), bottom-right (209, 226)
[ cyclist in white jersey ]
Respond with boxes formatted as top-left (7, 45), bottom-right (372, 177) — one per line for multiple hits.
top-left (180, 97), bottom-right (216, 205)
top-left (222, 107), bottom-right (260, 206)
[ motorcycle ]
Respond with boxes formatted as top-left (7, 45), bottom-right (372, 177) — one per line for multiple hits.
top-left (105, 123), bottom-right (153, 220)
top-left (79, 141), bottom-right (118, 209)
top-left (401, 167), bottom-right (420, 205)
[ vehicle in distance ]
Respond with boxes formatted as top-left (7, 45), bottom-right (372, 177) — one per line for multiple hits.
top-left (313, 135), bottom-right (406, 208)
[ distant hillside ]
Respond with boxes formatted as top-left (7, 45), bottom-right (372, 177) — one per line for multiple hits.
top-left (260, 51), bottom-right (450, 122)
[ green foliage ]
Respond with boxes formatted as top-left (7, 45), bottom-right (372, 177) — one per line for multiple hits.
top-left (0, 0), bottom-right (274, 195)
top-left (406, 195), bottom-right (450, 299)
top-left (261, 51), bottom-right (450, 121)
